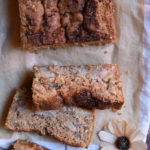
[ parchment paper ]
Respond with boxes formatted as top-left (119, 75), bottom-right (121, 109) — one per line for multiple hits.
top-left (0, 0), bottom-right (144, 147)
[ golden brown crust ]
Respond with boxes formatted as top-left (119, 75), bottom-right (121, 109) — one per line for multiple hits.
top-left (11, 140), bottom-right (48, 150)
top-left (18, 0), bottom-right (116, 50)
top-left (32, 64), bottom-right (124, 111)
top-left (87, 110), bottom-right (95, 148)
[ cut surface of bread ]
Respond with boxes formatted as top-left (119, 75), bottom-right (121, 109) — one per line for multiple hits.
top-left (10, 140), bottom-right (48, 150)
top-left (5, 89), bottom-right (95, 148)
top-left (32, 64), bottom-right (124, 110)
top-left (18, 0), bottom-right (116, 50)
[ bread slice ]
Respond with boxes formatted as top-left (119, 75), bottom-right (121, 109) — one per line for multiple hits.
top-left (32, 64), bottom-right (124, 110)
top-left (10, 140), bottom-right (48, 150)
top-left (5, 89), bottom-right (95, 148)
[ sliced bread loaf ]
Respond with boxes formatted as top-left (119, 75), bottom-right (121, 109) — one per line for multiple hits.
top-left (10, 140), bottom-right (48, 150)
top-left (32, 64), bottom-right (124, 110)
top-left (5, 89), bottom-right (95, 148)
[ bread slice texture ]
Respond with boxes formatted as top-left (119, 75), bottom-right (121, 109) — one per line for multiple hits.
top-left (10, 140), bottom-right (48, 150)
top-left (32, 64), bottom-right (124, 110)
top-left (5, 89), bottom-right (95, 148)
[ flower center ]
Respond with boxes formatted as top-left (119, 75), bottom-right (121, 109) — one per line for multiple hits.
top-left (115, 136), bottom-right (130, 150)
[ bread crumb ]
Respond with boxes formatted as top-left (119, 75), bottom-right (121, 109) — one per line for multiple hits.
top-left (125, 70), bottom-right (129, 75)
top-left (112, 108), bottom-right (118, 112)
top-left (29, 49), bottom-right (39, 54)
top-left (34, 50), bottom-right (39, 54)
top-left (117, 112), bottom-right (122, 115)
top-left (104, 51), bottom-right (108, 54)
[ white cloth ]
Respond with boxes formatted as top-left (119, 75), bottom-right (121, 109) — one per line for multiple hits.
top-left (139, 1), bottom-right (150, 141)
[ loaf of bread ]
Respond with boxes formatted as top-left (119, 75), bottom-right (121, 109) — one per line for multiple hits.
top-left (18, 0), bottom-right (116, 50)
top-left (32, 64), bottom-right (124, 110)
top-left (5, 89), bottom-right (95, 148)
top-left (10, 140), bottom-right (47, 150)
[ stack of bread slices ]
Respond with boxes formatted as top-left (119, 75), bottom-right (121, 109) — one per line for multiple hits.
top-left (5, 64), bottom-right (124, 148)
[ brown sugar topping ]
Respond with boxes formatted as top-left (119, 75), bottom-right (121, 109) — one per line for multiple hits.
top-left (19, 0), bottom-right (116, 48)
top-left (32, 65), bottom-right (124, 110)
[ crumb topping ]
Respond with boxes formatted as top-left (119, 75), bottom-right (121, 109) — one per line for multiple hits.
top-left (32, 65), bottom-right (124, 110)
top-left (19, 0), bottom-right (115, 48)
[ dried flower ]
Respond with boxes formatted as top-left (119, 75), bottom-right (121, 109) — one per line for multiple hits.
top-left (98, 120), bottom-right (147, 150)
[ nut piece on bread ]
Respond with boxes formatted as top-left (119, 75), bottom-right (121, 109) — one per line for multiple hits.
top-left (18, 0), bottom-right (116, 50)
top-left (10, 140), bottom-right (48, 150)
top-left (5, 89), bottom-right (95, 148)
top-left (32, 64), bottom-right (124, 110)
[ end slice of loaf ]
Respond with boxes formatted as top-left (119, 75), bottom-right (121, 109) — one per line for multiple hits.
top-left (32, 64), bottom-right (124, 110)
top-left (5, 89), bottom-right (95, 148)
top-left (10, 140), bottom-right (47, 150)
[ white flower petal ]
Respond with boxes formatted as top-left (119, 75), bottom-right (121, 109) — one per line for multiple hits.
top-left (104, 125), bottom-right (108, 131)
top-left (116, 121), bottom-right (127, 136)
top-left (108, 122), bottom-right (115, 134)
top-left (111, 121), bottom-right (122, 137)
top-left (131, 140), bottom-right (147, 150)
top-left (101, 145), bottom-right (118, 150)
top-left (122, 121), bottom-right (127, 135)
top-left (125, 124), bottom-right (136, 137)
top-left (100, 141), bottom-right (112, 147)
top-left (98, 131), bottom-right (117, 144)
top-left (130, 129), bottom-right (145, 142)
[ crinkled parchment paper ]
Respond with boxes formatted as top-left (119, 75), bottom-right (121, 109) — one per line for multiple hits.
top-left (0, 0), bottom-right (144, 148)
